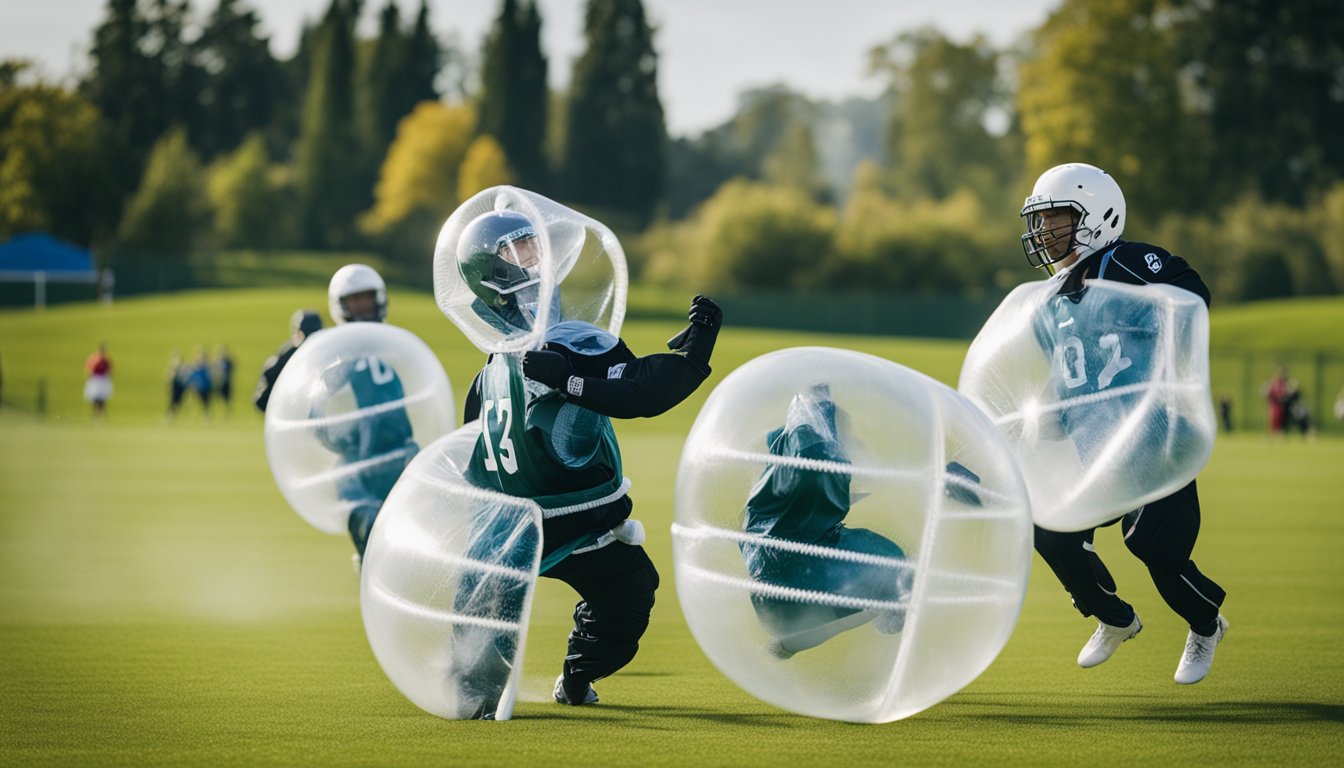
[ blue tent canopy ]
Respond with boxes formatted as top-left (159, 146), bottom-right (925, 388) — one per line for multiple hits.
top-left (0, 233), bottom-right (101, 308)
top-left (0, 233), bottom-right (97, 280)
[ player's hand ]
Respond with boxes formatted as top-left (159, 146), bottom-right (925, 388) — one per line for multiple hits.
top-left (688, 294), bottom-right (722, 328)
top-left (521, 350), bottom-right (573, 390)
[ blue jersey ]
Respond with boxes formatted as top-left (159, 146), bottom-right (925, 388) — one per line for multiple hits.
top-left (316, 354), bottom-right (417, 500)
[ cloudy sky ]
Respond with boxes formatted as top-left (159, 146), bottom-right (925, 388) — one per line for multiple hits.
top-left (2, 0), bottom-right (1057, 136)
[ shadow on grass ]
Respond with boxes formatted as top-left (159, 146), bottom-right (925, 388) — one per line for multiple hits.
top-left (939, 696), bottom-right (1344, 725)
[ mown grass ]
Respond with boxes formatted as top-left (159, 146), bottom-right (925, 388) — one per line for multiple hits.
top-left (1, 289), bottom-right (1341, 766)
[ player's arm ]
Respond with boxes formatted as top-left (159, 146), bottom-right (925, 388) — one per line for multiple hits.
top-left (462, 364), bottom-right (486, 422)
top-left (522, 296), bottom-right (723, 419)
top-left (252, 346), bottom-right (293, 413)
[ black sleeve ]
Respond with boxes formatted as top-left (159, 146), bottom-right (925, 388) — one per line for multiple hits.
top-left (1109, 243), bottom-right (1211, 308)
top-left (252, 344), bottom-right (295, 413)
top-left (552, 347), bottom-right (710, 419)
top-left (462, 366), bottom-right (485, 423)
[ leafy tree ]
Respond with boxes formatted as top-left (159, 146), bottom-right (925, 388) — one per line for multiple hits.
top-left (872, 28), bottom-right (1014, 203)
top-left (478, 0), bottom-right (550, 190)
top-left (1018, 0), bottom-right (1198, 217)
top-left (684, 179), bottom-right (836, 290)
top-left (207, 133), bottom-right (287, 247)
top-left (116, 127), bottom-right (211, 260)
top-left (562, 0), bottom-right (666, 223)
top-left (192, 0), bottom-right (282, 159)
top-left (360, 102), bottom-right (477, 265)
top-left (0, 72), bottom-right (116, 245)
top-left (763, 121), bottom-right (825, 201)
top-left (1177, 0), bottom-right (1344, 206)
top-left (458, 135), bottom-right (515, 202)
top-left (295, 0), bottom-right (363, 248)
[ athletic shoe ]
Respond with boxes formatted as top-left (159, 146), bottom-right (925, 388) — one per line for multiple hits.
top-left (1174, 614), bottom-right (1228, 685)
top-left (553, 674), bottom-right (599, 706)
top-left (1077, 614), bottom-right (1143, 668)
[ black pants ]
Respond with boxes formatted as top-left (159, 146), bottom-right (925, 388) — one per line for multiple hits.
top-left (543, 541), bottom-right (659, 696)
top-left (1034, 479), bottom-right (1225, 630)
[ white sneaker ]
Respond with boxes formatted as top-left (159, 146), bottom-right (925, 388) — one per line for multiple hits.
top-left (1174, 614), bottom-right (1228, 685)
top-left (1077, 614), bottom-right (1143, 668)
top-left (553, 674), bottom-right (598, 705)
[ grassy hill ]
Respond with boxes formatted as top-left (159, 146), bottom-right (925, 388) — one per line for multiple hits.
top-left (3, 287), bottom-right (1340, 431)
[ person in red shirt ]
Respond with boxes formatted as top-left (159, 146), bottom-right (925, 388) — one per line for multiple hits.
top-left (84, 343), bottom-right (113, 419)
top-left (1264, 367), bottom-right (1289, 434)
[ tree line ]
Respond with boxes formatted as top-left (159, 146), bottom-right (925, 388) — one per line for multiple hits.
top-left (1, 0), bottom-right (1342, 302)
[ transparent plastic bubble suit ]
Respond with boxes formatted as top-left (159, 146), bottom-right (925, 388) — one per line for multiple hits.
top-left (264, 323), bottom-right (456, 534)
top-left (673, 347), bottom-right (1032, 723)
top-left (361, 422), bottom-right (543, 721)
top-left (959, 280), bottom-right (1215, 532)
top-left (432, 185), bottom-right (627, 353)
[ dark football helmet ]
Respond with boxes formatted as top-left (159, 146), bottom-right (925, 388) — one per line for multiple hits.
top-left (457, 210), bottom-right (544, 330)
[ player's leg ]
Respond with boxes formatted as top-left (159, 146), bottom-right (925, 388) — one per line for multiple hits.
top-left (542, 542), bottom-right (659, 705)
top-left (1034, 524), bottom-right (1142, 667)
top-left (1122, 479), bottom-right (1228, 683)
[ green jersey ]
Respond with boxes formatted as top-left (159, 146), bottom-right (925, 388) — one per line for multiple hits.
top-left (465, 353), bottom-right (628, 565)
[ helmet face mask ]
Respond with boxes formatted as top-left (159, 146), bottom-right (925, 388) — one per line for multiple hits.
top-left (1022, 206), bottom-right (1083, 272)
top-left (1020, 163), bottom-right (1125, 275)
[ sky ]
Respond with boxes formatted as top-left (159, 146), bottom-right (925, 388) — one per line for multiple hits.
top-left (2, 0), bottom-right (1058, 137)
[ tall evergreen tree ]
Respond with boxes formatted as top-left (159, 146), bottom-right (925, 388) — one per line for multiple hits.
top-left (83, 0), bottom-right (171, 200)
top-left (295, 0), bottom-right (363, 247)
top-left (479, 0), bottom-right (550, 190)
top-left (192, 0), bottom-right (282, 159)
top-left (403, 1), bottom-right (441, 107)
top-left (561, 0), bottom-right (666, 223)
top-left (362, 1), bottom-right (406, 157)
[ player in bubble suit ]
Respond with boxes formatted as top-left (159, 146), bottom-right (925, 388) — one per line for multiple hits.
top-left (1020, 162), bottom-right (1228, 684)
top-left (453, 210), bottom-right (722, 715)
top-left (312, 264), bottom-right (419, 563)
top-left (740, 384), bottom-right (913, 658)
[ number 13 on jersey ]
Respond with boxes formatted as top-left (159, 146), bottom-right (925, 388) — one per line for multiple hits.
top-left (481, 398), bottom-right (518, 474)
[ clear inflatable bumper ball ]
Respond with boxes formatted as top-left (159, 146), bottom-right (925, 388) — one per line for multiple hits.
top-left (958, 280), bottom-right (1215, 532)
top-left (264, 323), bottom-right (456, 535)
top-left (673, 347), bottom-right (1032, 723)
top-left (361, 423), bottom-right (544, 721)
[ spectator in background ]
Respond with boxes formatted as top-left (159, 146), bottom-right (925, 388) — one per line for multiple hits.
top-left (254, 310), bottom-right (324, 413)
top-left (216, 345), bottom-right (235, 416)
top-left (1218, 393), bottom-right (1234, 433)
top-left (84, 342), bottom-right (113, 420)
top-left (189, 347), bottom-right (213, 419)
top-left (1263, 367), bottom-right (1289, 434)
top-left (166, 349), bottom-right (188, 420)
top-left (1283, 378), bottom-right (1314, 439)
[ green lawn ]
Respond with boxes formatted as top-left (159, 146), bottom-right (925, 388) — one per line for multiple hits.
top-left (1, 290), bottom-right (1341, 765)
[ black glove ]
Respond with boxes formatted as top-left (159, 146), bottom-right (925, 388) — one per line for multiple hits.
top-left (668, 295), bottom-right (723, 374)
top-left (521, 349), bottom-right (575, 391)
top-left (688, 294), bottom-right (722, 328)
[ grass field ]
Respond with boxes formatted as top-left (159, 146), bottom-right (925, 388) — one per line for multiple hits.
top-left (2, 290), bottom-right (1342, 766)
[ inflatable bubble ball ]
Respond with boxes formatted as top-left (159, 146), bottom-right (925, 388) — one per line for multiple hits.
top-left (958, 280), bottom-right (1215, 532)
top-left (673, 347), bottom-right (1032, 723)
top-left (264, 322), bottom-right (456, 535)
top-left (432, 185), bottom-right (628, 355)
top-left (361, 423), bottom-right (543, 721)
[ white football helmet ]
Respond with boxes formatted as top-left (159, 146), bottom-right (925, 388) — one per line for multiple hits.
top-left (328, 263), bottom-right (388, 324)
top-left (1020, 163), bottom-right (1126, 273)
